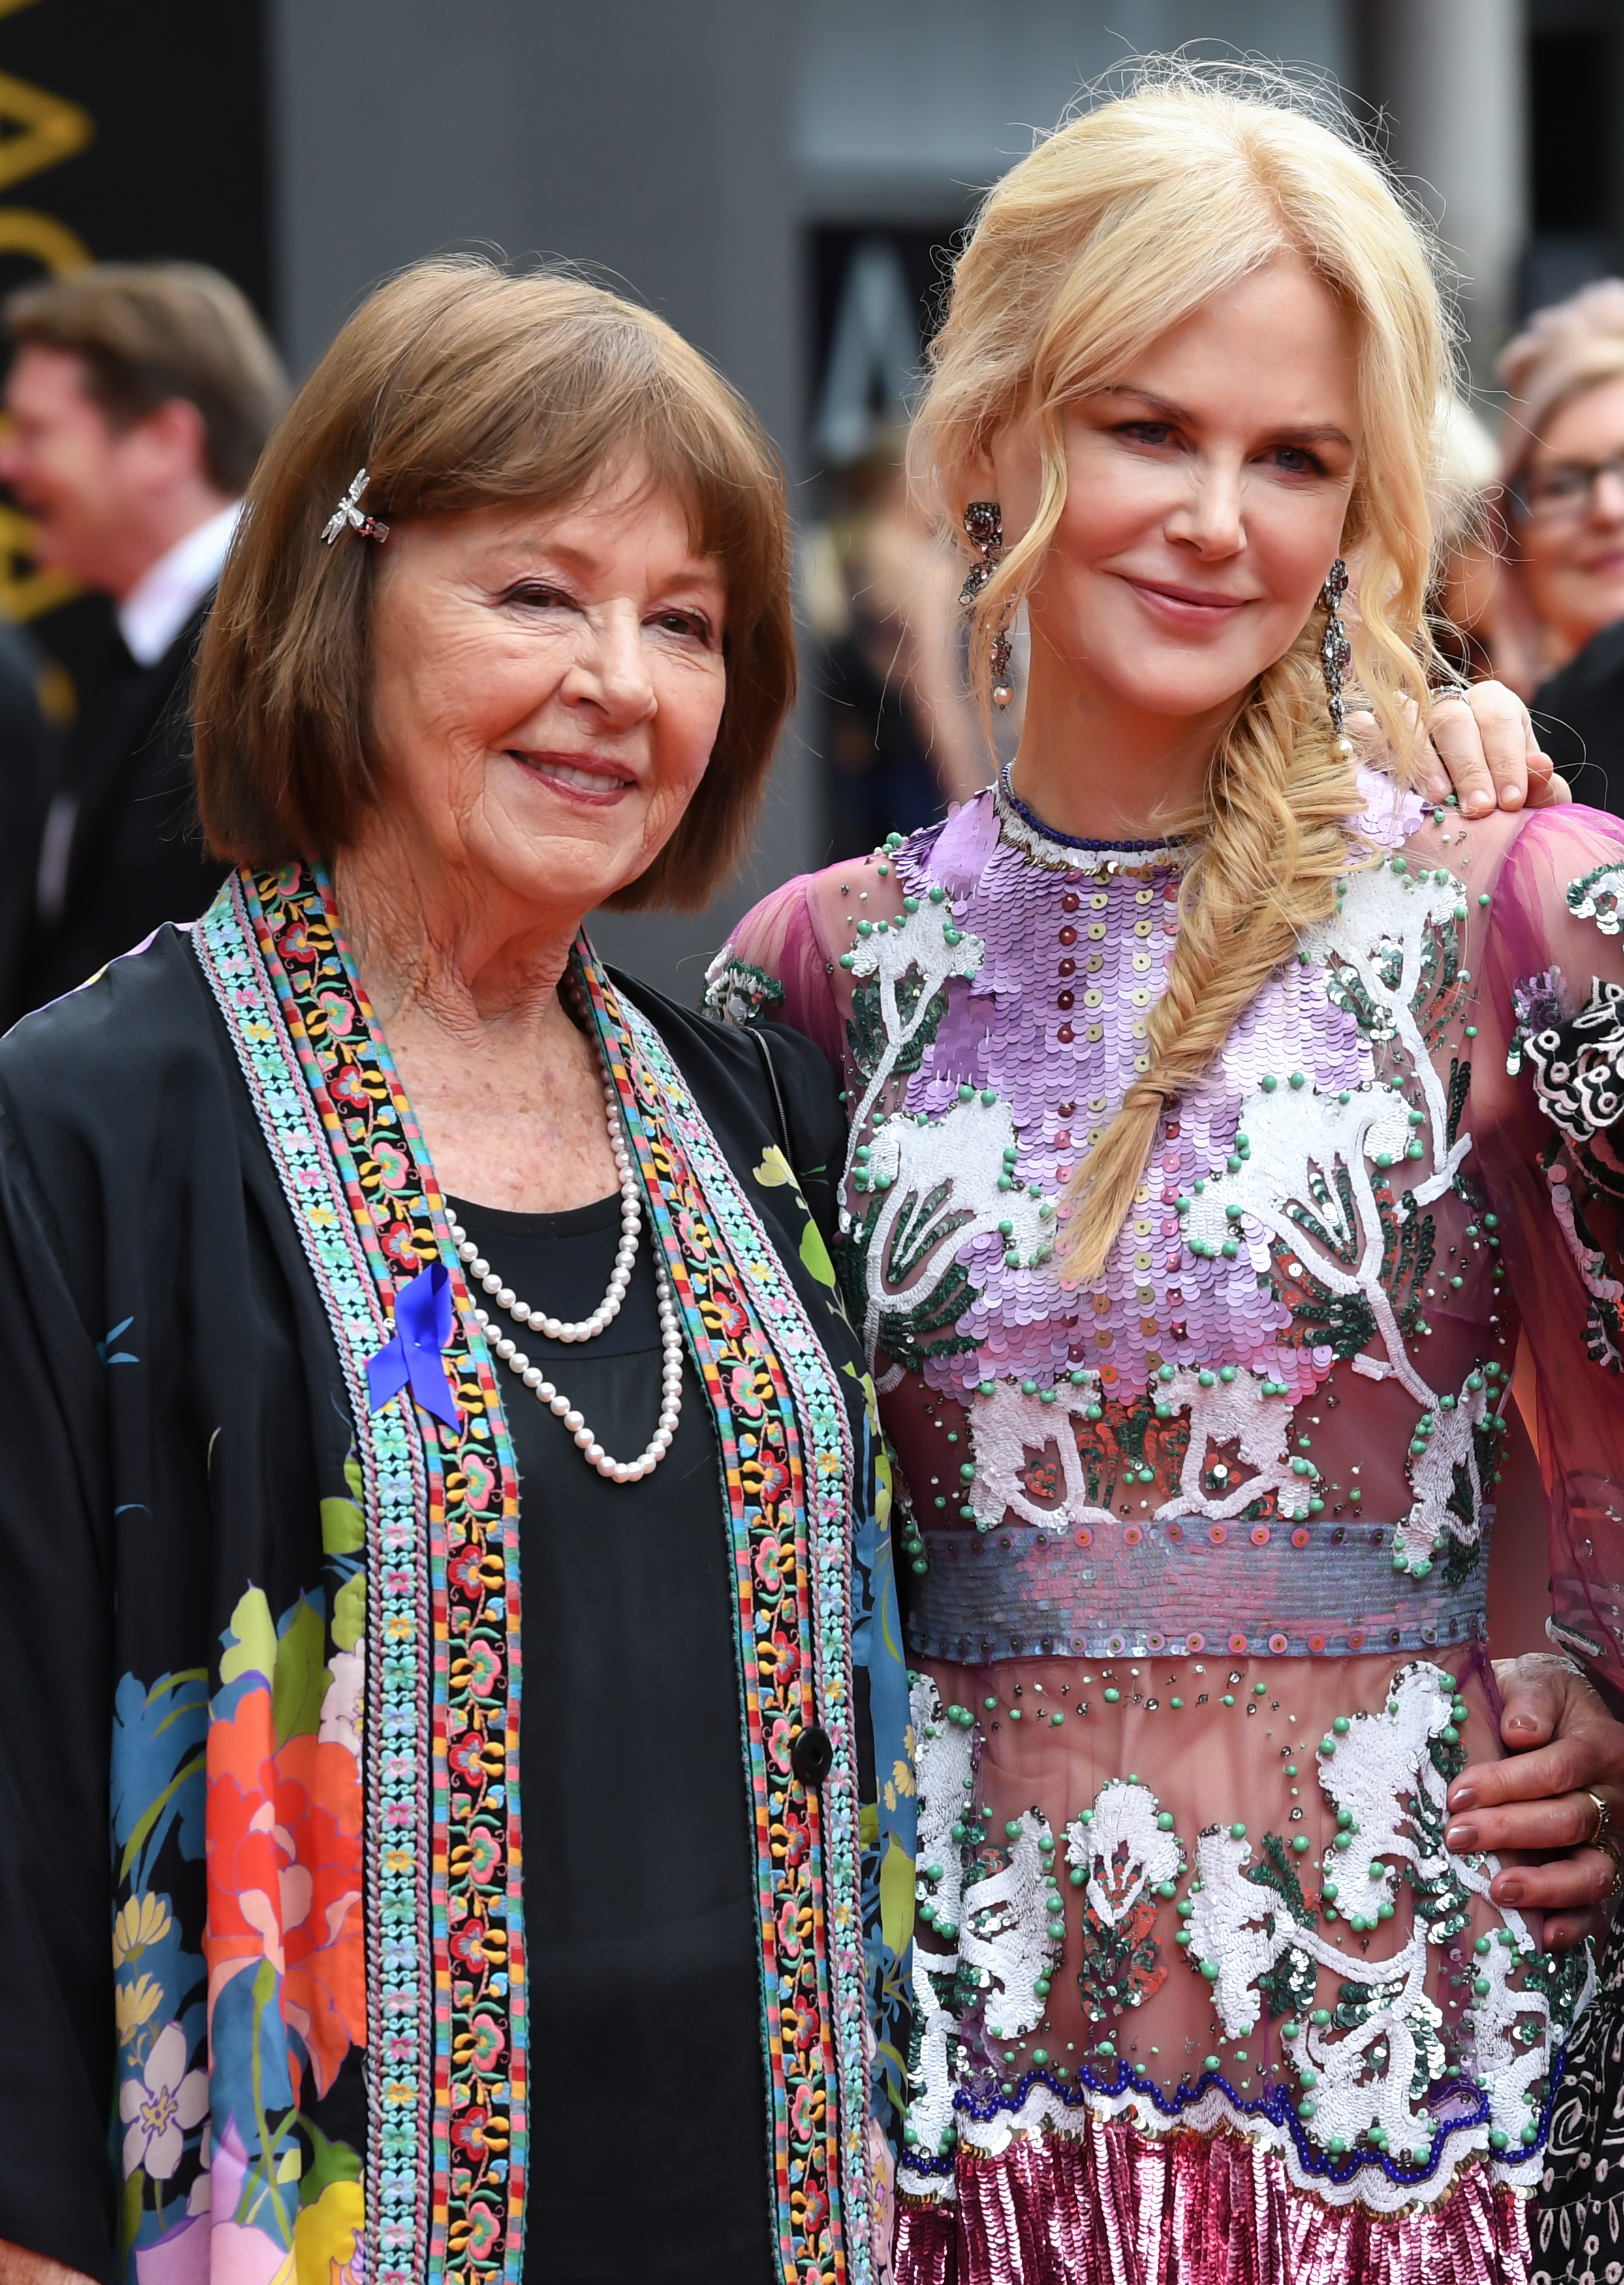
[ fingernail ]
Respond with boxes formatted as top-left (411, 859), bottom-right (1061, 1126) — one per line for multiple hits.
top-left (1448, 1785), bottom-right (1478, 1810)
top-left (1505, 1716), bottom-right (1538, 1735)
top-left (1445, 1821), bottom-right (1477, 1850)
top-left (1497, 1877), bottom-right (1525, 1904)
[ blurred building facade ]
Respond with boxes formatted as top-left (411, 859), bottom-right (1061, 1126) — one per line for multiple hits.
top-left (0, 0), bottom-right (1617, 983)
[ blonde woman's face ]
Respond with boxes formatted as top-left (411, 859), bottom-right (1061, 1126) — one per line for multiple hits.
top-left (1514, 373), bottom-right (1624, 657)
top-left (366, 469), bottom-right (727, 924)
top-left (986, 258), bottom-right (1361, 736)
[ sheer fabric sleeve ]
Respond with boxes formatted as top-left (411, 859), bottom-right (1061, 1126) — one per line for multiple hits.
top-left (704, 873), bottom-right (847, 1072)
top-left (1476, 807), bottom-right (1624, 1694)
top-left (0, 1092), bottom-right (116, 2278)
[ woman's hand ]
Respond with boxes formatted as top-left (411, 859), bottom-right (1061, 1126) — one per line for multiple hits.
top-left (1350, 680), bottom-right (1570, 816)
top-left (1444, 1652), bottom-right (1624, 1948)
top-left (1422, 682), bottom-right (1570, 815)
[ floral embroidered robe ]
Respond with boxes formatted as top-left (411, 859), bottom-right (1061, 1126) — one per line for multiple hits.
top-left (0, 865), bottom-right (909, 2285)
top-left (713, 772), bottom-right (1624, 2283)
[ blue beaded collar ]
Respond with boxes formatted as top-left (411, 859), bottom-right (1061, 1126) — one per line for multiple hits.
top-left (995, 764), bottom-right (1193, 869)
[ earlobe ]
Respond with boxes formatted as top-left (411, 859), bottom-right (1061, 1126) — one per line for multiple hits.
top-left (965, 439), bottom-right (999, 509)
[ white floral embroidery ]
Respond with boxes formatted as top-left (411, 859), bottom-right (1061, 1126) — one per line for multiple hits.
top-left (1546, 1153), bottom-right (1624, 1371)
top-left (1067, 1780), bottom-right (1184, 1927)
top-left (1298, 860), bottom-right (1472, 1216)
top-left (961, 1809), bottom-right (1061, 2043)
top-left (1184, 1663), bottom-right (1562, 2163)
top-left (860, 1094), bottom-right (1052, 1375)
top-left (911, 1672), bottom-right (974, 1946)
top-left (1568, 862), bottom-right (1624, 936)
top-left (1314, 1663), bottom-right (1455, 1926)
top-left (900, 1674), bottom-right (975, 2198)
top-left (1154, 1363), bottom-right (1314, 1521)
top-left (840, 900), bottom-right (984, 1195)
top-left (1185, 1826), bottom-right (1303, 2044)
top-left (1392, 1373), bottom-right (1491, 1568)
top-left (967, 1376), bottom-right (1114, 1535)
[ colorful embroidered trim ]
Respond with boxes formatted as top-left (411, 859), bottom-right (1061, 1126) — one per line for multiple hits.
top-left (198, 866), bottom-right (873, 2285)
top-left (578, 956), bottom-right (875, 2285)
top-left (196, 865), bottom-right (530, 2285)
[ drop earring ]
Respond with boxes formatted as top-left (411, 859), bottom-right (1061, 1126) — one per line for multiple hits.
top-left (1320, 557), bottom-right (1354, 758)
top-left (961, 499), bottom-right (1015, 707)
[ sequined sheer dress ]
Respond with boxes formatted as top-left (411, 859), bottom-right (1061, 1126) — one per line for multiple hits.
top-left (711, 771), bottom-right (1624, 2284)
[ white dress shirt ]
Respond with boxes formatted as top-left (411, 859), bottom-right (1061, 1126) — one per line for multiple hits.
top-left (116, 499), bottom-right (241, 666)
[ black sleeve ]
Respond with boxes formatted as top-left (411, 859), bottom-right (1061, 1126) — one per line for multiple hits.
top-left (748, 1018), bottom-right (848, 1258)
top-left (0, 1092), bottom-right (116, 2278)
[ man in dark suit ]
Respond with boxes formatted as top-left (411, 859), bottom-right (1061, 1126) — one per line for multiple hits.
top-left (0, 263), bottom-right (286, 1016)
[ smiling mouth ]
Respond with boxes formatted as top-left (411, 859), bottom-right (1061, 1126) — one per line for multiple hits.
top-left (511, 753), bottom-right (637, 800)
top-left (1125, 576), bottom-right (1256, 614)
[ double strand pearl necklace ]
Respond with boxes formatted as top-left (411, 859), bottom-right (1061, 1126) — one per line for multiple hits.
top-left (446, 1067), bottom-right (683, 1485)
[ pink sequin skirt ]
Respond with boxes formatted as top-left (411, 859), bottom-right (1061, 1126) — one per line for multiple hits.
top-left (894, 2116), bottom-right (1529, 2285)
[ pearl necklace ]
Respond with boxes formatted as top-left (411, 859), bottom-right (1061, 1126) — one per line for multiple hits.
top-left (447, 1070), bottom-right (683, 1484)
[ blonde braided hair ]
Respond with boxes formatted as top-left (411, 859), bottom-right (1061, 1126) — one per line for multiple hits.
top-left (909, 61), bottom-right (1454, 1282)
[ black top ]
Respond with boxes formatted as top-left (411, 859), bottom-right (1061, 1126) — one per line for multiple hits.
top-left (448, 1192), bottom-right (772, 2282)
top-left (1532, 618), bottom-right (1624, 817)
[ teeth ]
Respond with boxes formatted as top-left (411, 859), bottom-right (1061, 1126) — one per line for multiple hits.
top-left (535, 760), bottom-right (627, 793)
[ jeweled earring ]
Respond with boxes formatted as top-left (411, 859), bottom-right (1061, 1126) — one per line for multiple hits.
top-left (961, 499), bottom-right (1015, 707)
top-left (1320, 557), bottom-right (1353, 758)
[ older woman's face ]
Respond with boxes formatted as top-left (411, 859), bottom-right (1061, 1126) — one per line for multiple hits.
top-left (367, 469), bottom-right (727, 920)
top-left (1516, 373), bottom-right (1624, 657)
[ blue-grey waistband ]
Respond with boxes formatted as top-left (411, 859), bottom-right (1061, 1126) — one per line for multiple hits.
top-left (905, 1515), bottom-right (1488, 1663)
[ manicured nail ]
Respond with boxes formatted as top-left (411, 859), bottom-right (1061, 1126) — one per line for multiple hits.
top-left (1497, 1878), bottom-right (1525, 1904)
top-left (1448, 1786), bottom-right (1478, 1811)
top-left (1445, 1821), bottom-right (1476, 1851)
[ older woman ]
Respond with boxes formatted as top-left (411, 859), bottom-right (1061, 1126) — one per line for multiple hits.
top-left (0, 262), bottom-right (907, 2285)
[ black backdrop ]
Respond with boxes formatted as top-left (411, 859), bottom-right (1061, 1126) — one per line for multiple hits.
top-left (0, 0), bottom-right (271, 698)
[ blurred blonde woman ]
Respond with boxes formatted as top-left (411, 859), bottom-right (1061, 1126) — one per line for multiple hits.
top-left (711, 66), bottom-right (1624, 2282)
top-left (1490, 283), bottom-right (1624, 807)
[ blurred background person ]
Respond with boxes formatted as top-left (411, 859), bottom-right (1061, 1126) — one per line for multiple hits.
top-left (1431, 395), bottom-right (1503, 684)
top-left (1483, 281), bottom-right (1624, 809)
top-left (801, 435), bottom-right (996, 860)
top-left (0, 615), bottom-right (55, 1022)
top-left (1434, 280), bottom-right (1624, 811)
top-left (0, 262), bottom-right (286, 1019)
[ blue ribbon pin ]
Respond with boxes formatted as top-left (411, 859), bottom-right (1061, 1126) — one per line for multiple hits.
top-left (365, 1260), bottom-right (462, 1428)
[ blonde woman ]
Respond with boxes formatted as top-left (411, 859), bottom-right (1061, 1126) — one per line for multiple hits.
top-left (711, 69), bottom-right (1624, 2283)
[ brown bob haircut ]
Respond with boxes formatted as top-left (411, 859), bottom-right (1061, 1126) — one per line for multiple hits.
top-left (6, 260), bottom-right (287, 495)
top-left (193, 258), bottom-right (796, 912)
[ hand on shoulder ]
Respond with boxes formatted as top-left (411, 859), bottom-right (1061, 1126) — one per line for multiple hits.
top-left (1351, 678), bottom-right (1570, 818)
